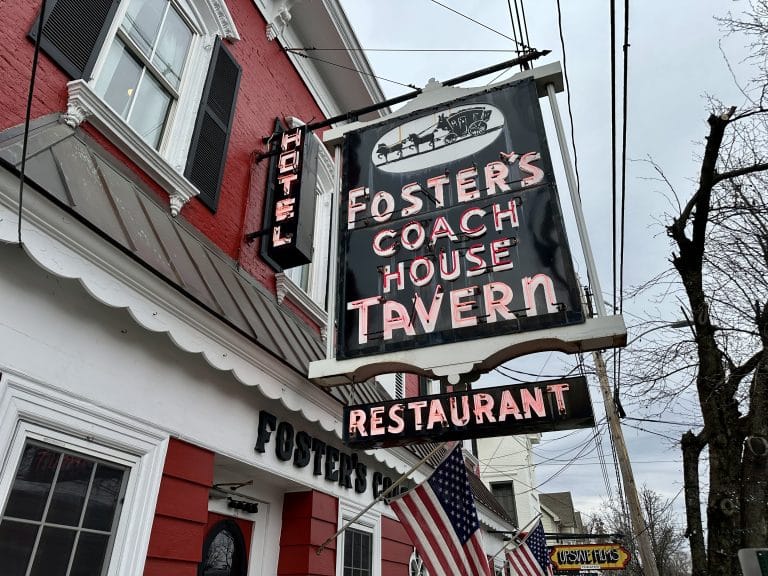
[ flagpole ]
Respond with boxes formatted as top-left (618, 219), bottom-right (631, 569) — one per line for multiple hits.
top-left (316, 442), bottom-right (450, 555)
top-left (490, 513), bottom-right (542, 560)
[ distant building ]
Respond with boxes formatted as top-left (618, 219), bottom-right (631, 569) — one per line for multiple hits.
top-left (541, 492), bottom-right (586, 542)
top-left (476, 434), bottom-right (542, 528)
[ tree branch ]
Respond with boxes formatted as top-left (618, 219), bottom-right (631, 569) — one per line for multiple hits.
top-left (714, 161), bottom-right (768, 184)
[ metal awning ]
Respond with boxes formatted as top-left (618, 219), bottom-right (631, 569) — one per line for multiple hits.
top-left (0, 115), bottom-right (415, 474)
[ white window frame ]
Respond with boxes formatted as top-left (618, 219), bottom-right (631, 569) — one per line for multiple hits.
top-left (62, 0), bottom-right (239, 216)
top-left (409, 548), bottom-right (428, 576)
top-left (0, 371), bottom-right (167, 576)
top-left (336, 502), bottom-right (381, 576)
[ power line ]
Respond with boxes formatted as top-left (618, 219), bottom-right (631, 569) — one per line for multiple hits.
top-left (580, 355), bottom-right (614, 502)
top-left (554, 0), bottom-right (581, 200)
top-left (512, 0), bottom-right (525, 55)
top-left (610, 0), bottom-right (618, 316)
top-left (428, 0), bottom-right (531, 49)
top-left (506, 0), bottom-right (521, 54)
top-left (622, 422), bottom-right (681, 442)
top-left (619, 0), bottom-right (631, 317)
top-left (290, 47), bottom-right (522, 52)
top-left (518, 425), bottom-right (606, 494)
top-left (285, 48), bottom-right (418, 90)
top-left (496, 363), bottom-right (580, 380)
top-left (624, 416), bottom-right (701, 427)
top-left (519, 0), bottom-right (531, 49)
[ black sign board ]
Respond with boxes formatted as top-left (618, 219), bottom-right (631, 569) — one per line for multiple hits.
top-left (261, 123), bottom-right (318, 270)
top-left (337, 78), bottom-right (584, 360)
top-left (343, 377), bottom-right (594, 449)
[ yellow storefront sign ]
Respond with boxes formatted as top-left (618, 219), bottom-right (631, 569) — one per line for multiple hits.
top-left (550, 544), bottom-right (631, 571)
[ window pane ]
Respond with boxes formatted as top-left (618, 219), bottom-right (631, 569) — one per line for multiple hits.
top-left (29, 526), bottom-right (76, 576)
top-left (46, 455), bottom-right (94, 526)
top-left (70, 532), bottom-right (109, 576)
top-left (203, 530), bottom-right (236, 575)
top-left (128, 72), bottom-right (171, 148)
top-left (122, 0), bottom-right (165, 57)
top-left (95, 41), bottom-right (142, 119)
top-left (153, 6), bottom-right (192, 89)
top-left (343, 528), bottom-right (372, 574)
top-left (83, 464), bottom-right (125, 531)
top-left (4, 444), bottom-right (59, 521)
top-left (0, 520), bottom-right (38, 576)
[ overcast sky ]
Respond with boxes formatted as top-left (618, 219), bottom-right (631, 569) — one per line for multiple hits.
top-left (339, 0), bottom-right (754, 527)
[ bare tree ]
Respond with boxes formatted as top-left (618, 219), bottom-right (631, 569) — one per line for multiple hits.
top-left (587, 487), bottom-right (689, 576)
top-left (621, 5), bottom-right (768, 574)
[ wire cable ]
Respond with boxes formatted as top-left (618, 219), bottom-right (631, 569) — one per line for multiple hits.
top-left (290, 47), bottom-right (522, 53)
top-left (619, 0), bottom-right (630, 317)
top-left (18, 0), bottom-right (48, 244)
top-left (506, 0), bottom-right (521, 55)
top-left (513, 0), bottom-right (527, 55)
top-left (554, 0), bottom-right (581, 199)
top-left (622, 422), bottom-right (681, 442)
top-left (519, 0), bottom-right (531, 49)
top-left (517, 424), bottom-right (606, 494)
top-left (285, 48), bottom-right (417, 90)
top-left (610, 0), bottom-right (618, 316)
top-left (428, 0), bottom-right (530, 49)
top-left (579, 355), bottom-right (614, 501)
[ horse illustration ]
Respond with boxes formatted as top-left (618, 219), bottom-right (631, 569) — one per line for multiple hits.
top-left (377, 141), bottom-right (405, 161)
top-left (407, 132), bottom-right (436, 153)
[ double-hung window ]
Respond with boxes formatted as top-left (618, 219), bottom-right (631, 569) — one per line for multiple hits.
top-left (95, 0), bottom-right (193, 149)
top-left (342, 527), bottom-right (373, 576)
top-left (31, 0), bottom-right (241, 213)
top-left (0, 442), bottom-right (128, 576)
top-left (337, 505), bottom-right (380, 576)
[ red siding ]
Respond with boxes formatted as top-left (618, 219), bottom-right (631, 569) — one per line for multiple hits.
top-left (144, 439), bottom-right (214, 576)
top-left (0, 0), bottom-right (328, 302)
top-left (278, 491), bottom-right (338, 576)
top-left (405, 373), bottom-right (420, 398)
top-left (381, 516), bottom-right (413, 576)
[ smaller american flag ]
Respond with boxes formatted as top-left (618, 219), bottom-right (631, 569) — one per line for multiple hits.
top-left (506, 520), bottom-right (553, 576)
top-left (391, 445), bottom-right (491, 576)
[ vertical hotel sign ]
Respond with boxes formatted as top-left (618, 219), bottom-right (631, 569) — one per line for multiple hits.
top-left (336, 78), bottom-right (584, 360)
top-left (264, 124), bottom-right (317, 269)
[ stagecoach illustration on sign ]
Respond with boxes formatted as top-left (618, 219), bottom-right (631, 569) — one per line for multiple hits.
top-left (374, 106), bottom-right (496, 165)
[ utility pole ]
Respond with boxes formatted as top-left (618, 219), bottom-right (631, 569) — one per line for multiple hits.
top-left (592, 350), bottom-right (659, 576)
top-left (546, 81), bottom-right (660, 576)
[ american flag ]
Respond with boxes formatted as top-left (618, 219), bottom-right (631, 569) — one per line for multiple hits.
top-left (506, 520), bottom-right (554, 576)
top-left (391, 445), bottom-right (492, 576)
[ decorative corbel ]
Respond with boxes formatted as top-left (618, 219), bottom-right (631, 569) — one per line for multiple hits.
top-left (62, 101), bottom-right (89, 128)
top-left (169, 195), bottom-right (185, 218)
top-left (266, 0), bottom-right (301, 41)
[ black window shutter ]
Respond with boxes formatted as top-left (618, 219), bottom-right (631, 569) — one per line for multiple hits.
top-left (185, 37), bottom-right (242, 213)
top-left (29, 0), bottom-right (120, 79)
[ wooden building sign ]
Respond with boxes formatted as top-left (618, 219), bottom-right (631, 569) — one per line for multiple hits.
top-left (343, 377), bottom-right (594, 449)
top-left (336, 78), bottom-right (584, 360)
top-left (550, 544), bottom-right (631, 571)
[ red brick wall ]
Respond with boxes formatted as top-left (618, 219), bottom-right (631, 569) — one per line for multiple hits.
top-left (278, 491), bottom-right (338, 576)
top-left (0, 0), bottom-right (327, 297)
top-left (143, 439), bottom-right (215, 576)
top-left (0, 2), bottom-right (71, 126)
top-left (382, 516), bottom-right (413, 575)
